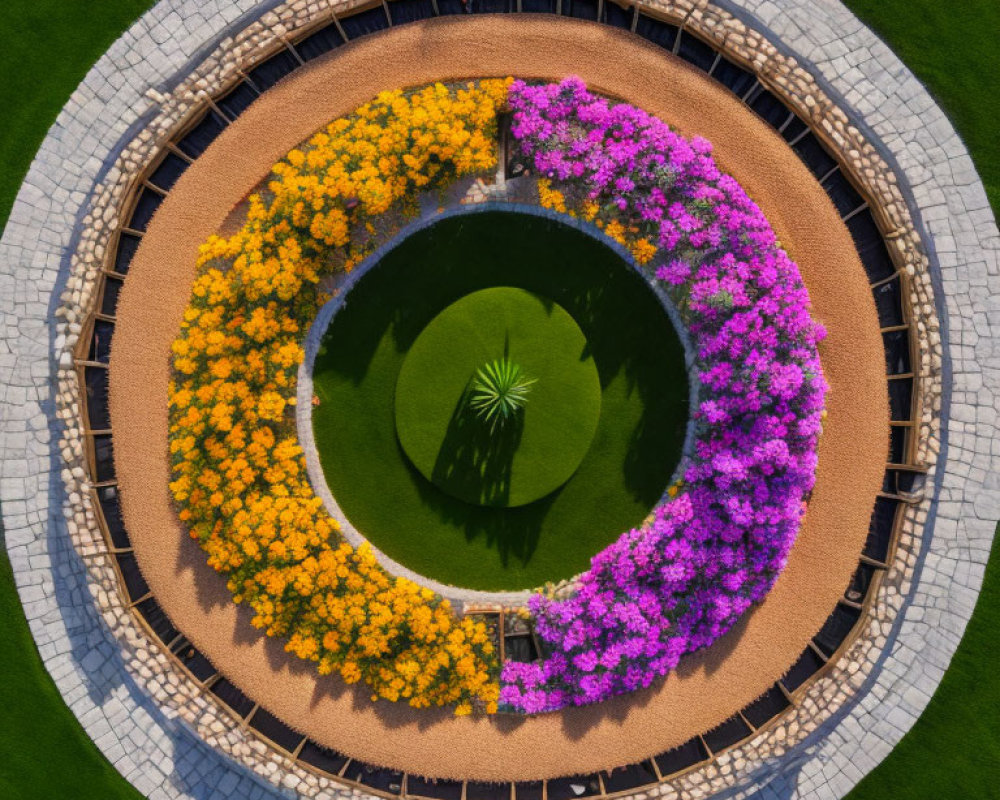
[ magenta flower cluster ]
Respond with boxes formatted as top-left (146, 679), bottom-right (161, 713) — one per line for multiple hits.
top-left (499, 78), bottom-right (828, 713)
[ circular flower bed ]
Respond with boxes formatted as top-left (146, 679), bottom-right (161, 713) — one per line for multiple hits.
top-left (167, 77), bottom-right (826, 716)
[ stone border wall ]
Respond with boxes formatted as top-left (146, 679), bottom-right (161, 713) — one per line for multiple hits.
top-left (1, 1), bottom-right (995, 799)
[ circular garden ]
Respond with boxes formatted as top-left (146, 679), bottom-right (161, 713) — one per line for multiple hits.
top-left (13, 0), bottom-right (985, 796)
top-left (163, 76), bottom-right (829, 716)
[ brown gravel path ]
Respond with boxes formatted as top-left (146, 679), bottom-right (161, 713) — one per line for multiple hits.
top-left (109, 15), bottom-right (887, 781)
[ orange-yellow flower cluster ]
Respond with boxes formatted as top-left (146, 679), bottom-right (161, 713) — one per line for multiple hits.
top-left (168, 81), bottom-right (511, 713)
top-left (536, 178), bottom-right (658, 265)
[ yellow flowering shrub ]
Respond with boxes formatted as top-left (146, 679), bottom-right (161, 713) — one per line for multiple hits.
top-left (168, 81), bottom-right (512, 713)
top-left (536, 178), bottom-right (656, 265)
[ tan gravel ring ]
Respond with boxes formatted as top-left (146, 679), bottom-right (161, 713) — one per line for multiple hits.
top-left (108, 16), bottom-right (886, 782)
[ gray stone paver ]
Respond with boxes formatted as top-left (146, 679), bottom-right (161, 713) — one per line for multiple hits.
top-left (0, 1), bottom-right (997, 799)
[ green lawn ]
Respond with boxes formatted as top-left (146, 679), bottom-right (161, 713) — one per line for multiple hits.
top-left (0, 0), bottom-right (997, 796)
top-left (395, 287), bottom-right (603, 509)
top-left (0, 0), bottom-right (152, 225)
top-left (313, 212), bottom-right (687, 590)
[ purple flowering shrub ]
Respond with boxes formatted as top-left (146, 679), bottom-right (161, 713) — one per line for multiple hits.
top-left (498, 78), bottom-right (828, 713)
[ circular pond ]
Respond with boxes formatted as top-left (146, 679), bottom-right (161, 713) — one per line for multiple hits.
top-left (311, 211), bottom-right (689, 591)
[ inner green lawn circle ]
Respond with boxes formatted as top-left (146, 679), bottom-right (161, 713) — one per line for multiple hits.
top-left (311, 211), bottom-right (689, 591)
top-left (395, 287), bottom-right (602, 508)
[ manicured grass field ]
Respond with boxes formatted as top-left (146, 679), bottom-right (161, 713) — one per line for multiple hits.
top-left (0, 0), bottom-right (151, 226)
top-left (395, 287), bottom-right (602, 508)
top-left (1, 4), bottom-right (149, 798)
top-left (313, 212), bottom-right (688, 590)
top-left (0, 0), bottom-right (996, 796)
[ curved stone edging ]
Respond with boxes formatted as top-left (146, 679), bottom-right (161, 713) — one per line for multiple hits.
top-left (297, 197), bottom-right (701, 609)
top-left (0, 0), bottom-right (994, 798)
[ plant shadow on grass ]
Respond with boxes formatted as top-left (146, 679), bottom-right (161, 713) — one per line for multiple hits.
top-left (312, 211), bottom-right (688, 587)
top-left (414, 448), bottom-right (553, 570)
top-left (431, 387), bottom-right (525, 508)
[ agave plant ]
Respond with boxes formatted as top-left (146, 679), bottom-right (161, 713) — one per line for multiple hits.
top-left (469, 357), bottom-right (536, 432)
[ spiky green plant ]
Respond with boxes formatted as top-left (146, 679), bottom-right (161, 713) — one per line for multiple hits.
top-left (469, 357), bottom-right (536, 432)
